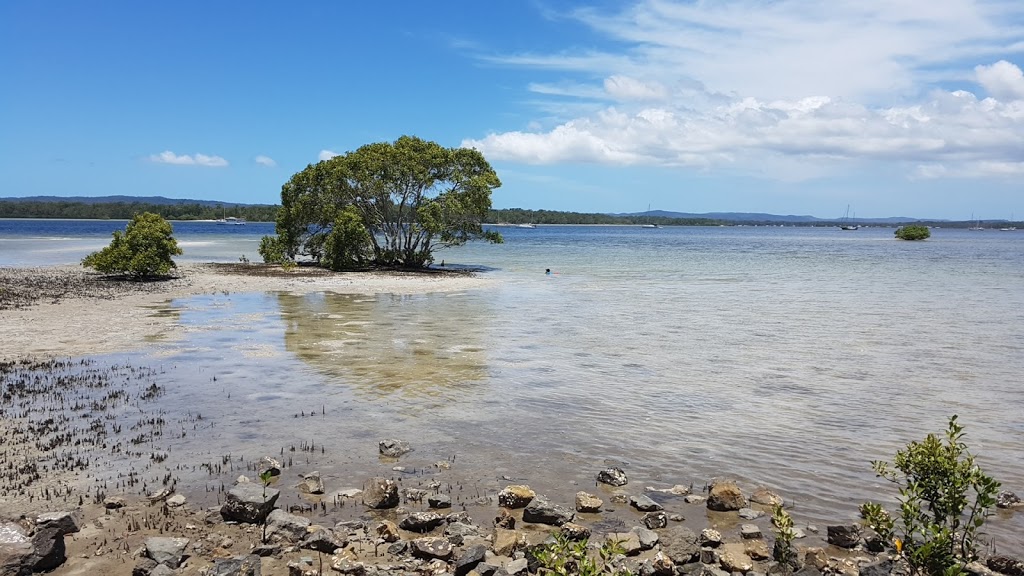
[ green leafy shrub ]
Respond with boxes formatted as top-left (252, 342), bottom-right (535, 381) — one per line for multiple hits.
top-left (322, 206), bottom-right (372, 271)
top-left (82, 212), bottom-right (182, 278)
top-left (771, 504), bottom-right (798, 569)
top-left (532, 533), bottom-right (631, 576)
top-left (862, 415), bottom-right (1000, 575)
top-left (895, 225), bottom-right (931, 240)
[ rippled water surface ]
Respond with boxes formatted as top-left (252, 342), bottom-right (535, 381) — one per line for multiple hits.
top-left (5, 221), bottom-right (1024, 547)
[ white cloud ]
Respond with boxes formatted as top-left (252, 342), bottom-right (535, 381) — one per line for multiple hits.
top-left (319, 149), bottom-right (340, 161)
top-left (464, 0), bottom-right (1024, 181)
top-left (254, 155), bottom-right (276, 167)
top-left (149, 150), bottom-right (228, 167)
top-left (603, 75), bottom-right (668, 101)
top-left (976, 60), bottom-right (1024, 101)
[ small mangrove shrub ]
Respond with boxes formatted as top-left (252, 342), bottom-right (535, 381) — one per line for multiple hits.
top-left (862, 415), bottom-right (1000, 576)
top-left (82, 212), bottom-right (182, 278)
top-left (771, 504), bottom-right (798, 569)
top-left (532, 533), bottom-right (631, 576)
top-left (895, 225), bottom-right (931, 240)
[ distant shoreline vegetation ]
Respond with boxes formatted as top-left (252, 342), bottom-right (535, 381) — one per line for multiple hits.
top-left (0, 200), bottom-right (1015, 229)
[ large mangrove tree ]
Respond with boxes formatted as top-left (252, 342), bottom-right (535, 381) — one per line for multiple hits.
top-left (259, 136), bottom-right (502, 269)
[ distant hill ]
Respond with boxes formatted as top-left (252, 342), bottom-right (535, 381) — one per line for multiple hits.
top-left (618, 210), bottom-right (929, 224)
top-left (0, 195), bottom-right (270, 207)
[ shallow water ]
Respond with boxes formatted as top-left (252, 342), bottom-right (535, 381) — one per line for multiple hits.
top-left (5, 221), bottom-right (1024, 548)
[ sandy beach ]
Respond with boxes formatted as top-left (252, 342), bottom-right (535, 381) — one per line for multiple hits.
top-left (0, 263), bottom-right (493, 358)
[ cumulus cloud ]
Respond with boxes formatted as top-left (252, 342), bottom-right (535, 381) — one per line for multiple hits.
top-left (254, 155), bottom-right (276, 167)
top-left (319, 149), bottom-right (340, 161)
top-left (976, 60), bottom-right (1024, 101)
top-left (464, 0), bottom-right (1024, 180)
top-left (149, 151), bottom-right (228, 167)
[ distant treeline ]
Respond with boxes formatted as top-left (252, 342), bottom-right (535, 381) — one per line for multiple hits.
top-left (487, 208), bottom-right (726, 226)
top-left (0, 201), bottom-right (279, 222)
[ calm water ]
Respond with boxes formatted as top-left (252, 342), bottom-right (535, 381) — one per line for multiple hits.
top-left (3, 220), bottom-right (1024, 547)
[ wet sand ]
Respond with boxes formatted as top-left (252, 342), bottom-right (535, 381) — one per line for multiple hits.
top-left (0, 263), bottom-right (493, 358)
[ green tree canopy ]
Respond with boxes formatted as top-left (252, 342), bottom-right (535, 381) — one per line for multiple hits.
top-left (895, 225), bottom-right (931, 240)
top-left (261, 136), bottom-right (502, 269)
top-left (82, 212), bottom-right (183, 278)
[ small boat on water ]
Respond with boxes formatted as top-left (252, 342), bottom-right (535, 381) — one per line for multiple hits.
top-left (516, 223), bottom-right (537, 228)
top-left (839, 205), bottom-right (859, 230)
top-left (216, 216), bottom-right (246, 225)
top-left (641, 224), bottom-right (661, 228)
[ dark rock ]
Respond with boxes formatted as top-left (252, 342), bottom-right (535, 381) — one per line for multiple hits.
top-left (522, 496), bottom-right (574, 526)
top-left (400, 512), bottom-right (445, 533)
top-left (300, 527), bottom-right (344, 553)
top-left (989, 555), bottom-right (1024, 576)
top-left (132, 557), bottom-right (158, 576)
top-left (251, 544), bottom-right (280, 557)
top-left (29, 520), bottom-right (69, 571)
top-left (597, 467), bottom-right (629, 487)
top-left (738, 507), bottom-right (764, 519)
top-left (498, 485), bottom-right (535, 509)
top-left (145, 536), bottom-right (190, 569)
top-left (104, 496), bottom-right (127, 509)
top-left (386, 541), bottom-right (408, 556)
top-left (410, 537), bottom-right (453, 560)
top-left (35, 511), bottom-right (81, 535)
top-left (151, 565), bottom-right (175, 576)
top-left (826, 524), bottom-right (860, 549)
top-left (362, 477), bottom-right (399, 509)
top-left (642, 511), bottom-right (667, 529)
top-left (221, 483), bottom-right (280, 524)
top-left (997, 490), bottom-right (1022, 509)
top-left (630, 494), bottom-right (663, 512)
top-left (211, 554), bottom-right (262, 576)
top-left (862, 528), bottom-right (886, 553)
top-left (707, 481), bottom-right (747, 511)
top-left (428, 494), bottom-right (452, 509)
top-left (266, 510), bottom-right (311, 543)
top-left (455, 544), bottom-right (487, 576)
top-left (859, 559), bottom-right (893, 576)
top-left (378, 439), bottom-right (412, 458)
top-left (659, 526), bottom-right (699, 565)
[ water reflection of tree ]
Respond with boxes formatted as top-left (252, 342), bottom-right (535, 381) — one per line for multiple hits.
top-left (277, 292), bottom-right (490, 401)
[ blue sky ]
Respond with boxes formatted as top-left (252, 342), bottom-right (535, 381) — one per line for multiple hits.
top-left (2, 1), bottom-right (1023, 220)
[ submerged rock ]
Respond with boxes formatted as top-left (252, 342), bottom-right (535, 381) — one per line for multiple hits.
top-left (997, 490), bottom-right (1022, 509)
top-left (597, 467), bottom-right (629, 487)
top-left (750, 487), bottom-right (785, 507)
top-left (826, 524), bottom-right (861, 549)
top-left (630, 494), bottom-right (663, 512)
top-left (642, 511), bottom-right (667, 529)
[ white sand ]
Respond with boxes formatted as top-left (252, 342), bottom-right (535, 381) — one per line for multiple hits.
top-left (0, 263), bottom-right (494, 358)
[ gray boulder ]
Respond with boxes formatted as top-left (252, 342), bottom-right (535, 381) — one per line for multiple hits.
top-left (428, 494), bottom-right (452, 509)
top-left (362, 477), bottom-right (399, 509)
top-left (633, 527), bottom-right (659, 550)
top-left (522, 496), bottom-right (575, 526)
top-left (221, 483), bottom-right (280, 524)
top-left (297, 471), bottom-right (324, 495)
top-left (266, 510), bottom-right (311, 543)
top-left (145, 536), bottom-right (190, 569)
top-left (400, 512), bottom-right (445, 533)
top-left (826, 524), bottom-right (860, 549)
top-left (211, 554), bottom-right (262, 576)
top-left (630, 495), bottom-right (663, 512)
top-left (597, 467), bottom-right (629, 487)
top-left (642, 511), bottom-right (667, 529)
top-left (300, 527), bottom-right (345, 553)
top-left (659, 526), bottom-right (699, 565)
top-left (410, 536), bottom-right (453, 560)
top-left (455, 544), bottom-right (487, 576)
top-left (378, 439), bottom-right (412, 458)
